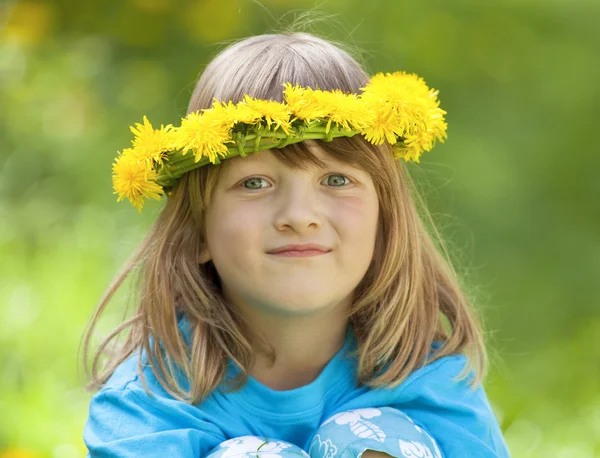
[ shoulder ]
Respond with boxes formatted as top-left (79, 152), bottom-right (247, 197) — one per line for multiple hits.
top-left (87, 352), bottom-right (191, 425)
top-left (394, 353), bottom-right (499, 423)
top-left (90, 349), bottom-right (196, 419)
top-left (84, 353), bottom-right (226, 456)
top-left (100, 351), bottom-right (143, 390)
top-left (399, 352), bottom-right (476, 395)
top-left (99, 315), bottom-right (194, 394)
top-left (88, 315), bottom-right (208, 421)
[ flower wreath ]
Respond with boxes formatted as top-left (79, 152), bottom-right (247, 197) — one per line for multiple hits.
top-left (112, 71), bottom-right (448, 211)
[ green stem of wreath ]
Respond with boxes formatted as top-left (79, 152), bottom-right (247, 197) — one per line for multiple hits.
top-left (155, 124), bottom-right (358, 188)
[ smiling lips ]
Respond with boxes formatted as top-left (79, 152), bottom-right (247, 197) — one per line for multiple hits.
top-left (267, 243), bottom-right (331, 257)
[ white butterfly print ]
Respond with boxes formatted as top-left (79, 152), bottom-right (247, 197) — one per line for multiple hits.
top-left (398, 440), bottom-right (440, 458)
top-left (398, 415), bottom-right (442, 458)
top-left (309, 434), bottom-right (338, 458)
top-left (322, 408), bottom-right (386, 442)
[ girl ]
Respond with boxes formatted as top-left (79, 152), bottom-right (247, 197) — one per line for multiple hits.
top-left (82, 32), bottom-right (510, 457)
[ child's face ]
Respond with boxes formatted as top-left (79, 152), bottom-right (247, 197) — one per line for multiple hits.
top-left (199, 143), bottom-right (379, 317)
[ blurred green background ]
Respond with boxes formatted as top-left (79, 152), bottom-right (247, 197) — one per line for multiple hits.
top-left (1, 0), bottom-right (599, 457)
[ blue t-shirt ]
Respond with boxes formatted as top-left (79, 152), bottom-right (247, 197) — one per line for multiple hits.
top-left (84, 316), bottom-right (510, 457)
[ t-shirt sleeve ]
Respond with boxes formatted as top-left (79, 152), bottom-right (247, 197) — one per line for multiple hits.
top-left (393, 355), bottom-right (511, 458)
top-left (84, 384), bottom-right (225, 458)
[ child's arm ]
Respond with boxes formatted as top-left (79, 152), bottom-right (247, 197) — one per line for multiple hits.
top-left (310, 354), bottom-right (510, 458)
top-left (84, 384), bottom-right (225, 457)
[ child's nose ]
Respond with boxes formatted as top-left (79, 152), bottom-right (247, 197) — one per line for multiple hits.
top-left (272, 179), bottom-right (324, 232)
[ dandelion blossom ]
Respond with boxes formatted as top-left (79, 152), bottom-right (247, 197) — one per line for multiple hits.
top-left (360, 72), bottom-right (448, 156)
top-left (171, 111), bottom-right (232, 164)
top-left (312, 90), bottom-right (374, 133)
top-left (242, 95), bottom-right (293, 134)
top-left (283, 83), bottom-right (330, 123)
top-left (129, 115), bottom-right (175, 165)
top-left (361, 103), bottom-right (405, 145)
top-left (112, 148), bottom-right (163, 212)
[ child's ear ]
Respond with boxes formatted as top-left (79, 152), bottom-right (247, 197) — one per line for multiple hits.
top-left (199, 244), bottom-right (211, 264)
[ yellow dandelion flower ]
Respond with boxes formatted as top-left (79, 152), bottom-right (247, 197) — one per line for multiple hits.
top-left (171, 110), bottom-right (232, 164)
top-left (360, 104), bottom-right (405, 145)
top-left (283, 83), bottom-right (330, 123)
top-left (233, 102), bottom-right (263, 125)
top-left (363, 72), bottom-right (432, 111)
top-left (129, 115), bottom-right (175, 165)
top-left (312, 89), bottom-right (374, 133)
top-left (210, 99), bottom-right (261, 127)
top-left (362, 75), bottom-right (424, 137)
top-left (112, 148), bottom-right (164, 212)
top-left (393, 139), bottom-right (425, 163)
top-left (398, 117), bottom-right (448, 162)
top-left (241, 95), bottom-right (292, 134)
top-left (360, 72), bottom-right (448, 152)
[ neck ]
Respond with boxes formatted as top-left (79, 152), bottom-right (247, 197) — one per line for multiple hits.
top-left (236, 299), bottom-right (351, 391)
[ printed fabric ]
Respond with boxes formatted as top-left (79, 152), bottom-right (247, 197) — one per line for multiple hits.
top-left (206, 407), bottom-right (442, 458)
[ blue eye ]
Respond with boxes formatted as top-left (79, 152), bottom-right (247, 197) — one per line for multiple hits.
top-left (324, 174), bottom-right (350, 187)
top-left (242, 177), bottom-right (268, 189)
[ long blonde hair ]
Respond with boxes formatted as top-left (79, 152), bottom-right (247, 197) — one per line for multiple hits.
top-left (81, 32), bottom-right (487, 404)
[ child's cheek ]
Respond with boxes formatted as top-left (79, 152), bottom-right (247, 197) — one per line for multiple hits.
top-left (331, 194), bottom-right (379, 237)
